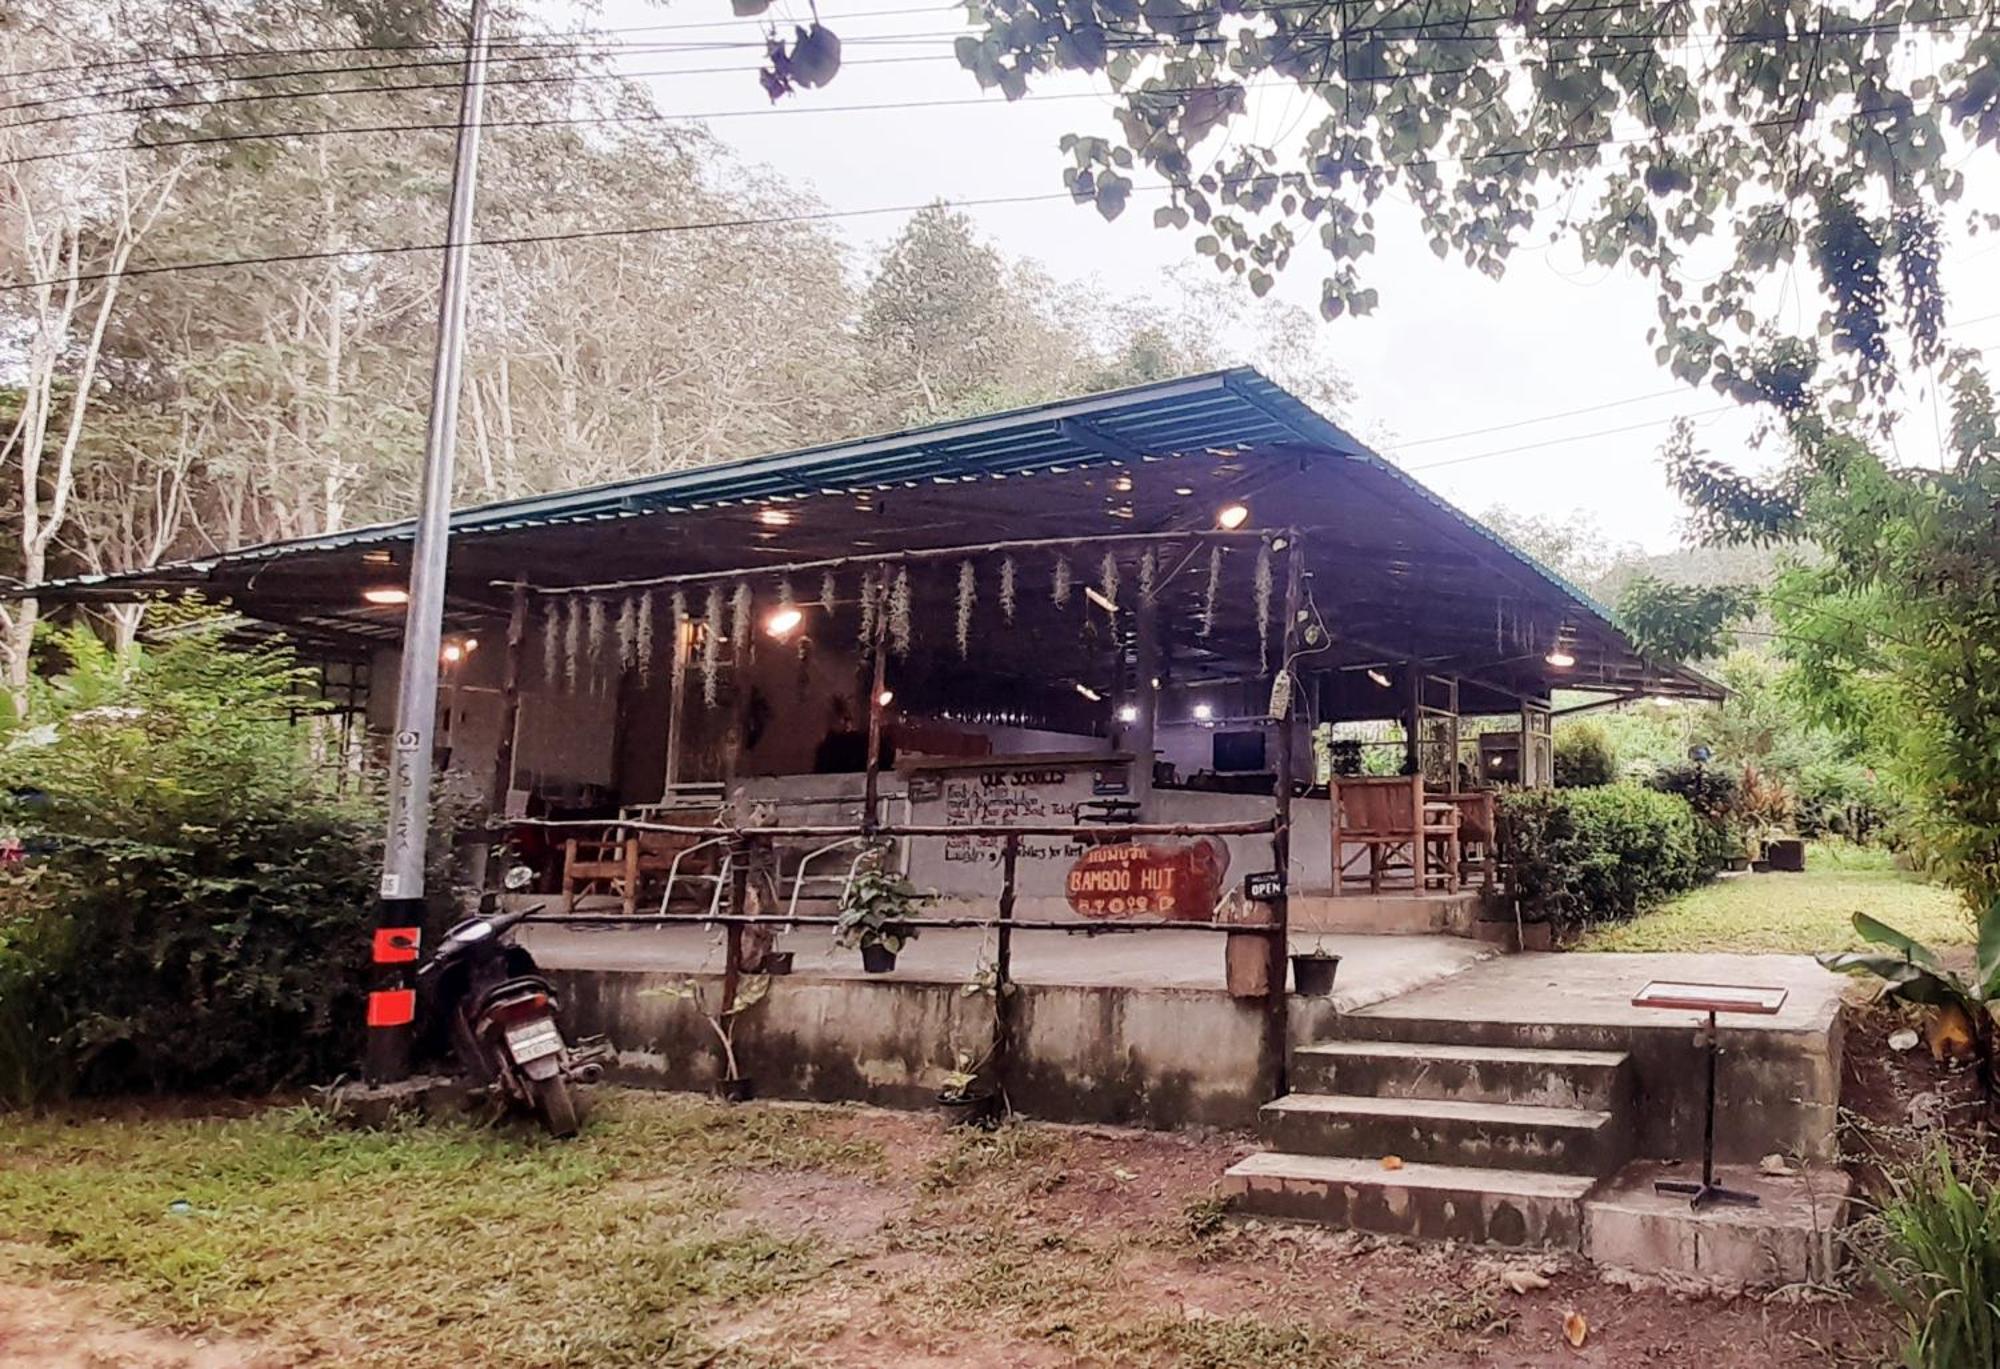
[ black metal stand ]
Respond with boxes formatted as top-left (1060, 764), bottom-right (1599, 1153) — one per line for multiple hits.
top-left (1654, 1009), bottom-right (1761, 1211)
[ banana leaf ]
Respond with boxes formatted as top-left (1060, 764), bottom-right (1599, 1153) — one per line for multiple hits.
top-left (1816, 949), bottom-right (1972, 1010)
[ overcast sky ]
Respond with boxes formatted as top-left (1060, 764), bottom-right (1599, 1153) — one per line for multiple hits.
top-left (564, 1), bottom-right (2000, 554)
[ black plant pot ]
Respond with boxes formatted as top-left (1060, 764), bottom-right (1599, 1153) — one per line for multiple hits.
top-left (1751, 859), bottom-right (1773, 874)
top-left (860, 944), bottom-right (898, 974)
top-left (759, 950), bottom-right (795, 976)
top-left (1291, 953), bottom-right (1341, 996)
top-left (939, 1090), bottom-right (1000, 1129)
top-left (715, 1077), bottom-right (754, 1104)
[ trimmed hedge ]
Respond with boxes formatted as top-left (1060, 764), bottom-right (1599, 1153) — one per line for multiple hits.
top-left (1500, 784), bottom-right (1707, 936)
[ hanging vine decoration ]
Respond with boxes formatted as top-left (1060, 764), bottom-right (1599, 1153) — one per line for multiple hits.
top-left (729, 580), bottom-right (753, 655)
top-left (636, 591), bottom-right (656, 688)
top-left (540, 601), bottom-right (561, 689)
top-left (668, 591), bottom-right (688, 701)
top-left (563, 597), bottom-right (583, 693)
top-left (586, 597), bottom-right (610, 688)
top-left (1138, 549), bottom-right (1156, 606)
top-left (888, 566), bottom-right (913, 658)
top-left (1254, 540), bottom-right (1274, 673)
top-left (955, 559), bottom-right (976, 659)
top-left (777, 577), bottom-right (795, 609)
top-left (819, 570), bottom-right (838, 617)
top-left (701, 585), bottom-right (724, 706)
top-left (616, 596), bottom-right (638, 673)
top-left (1052, 555), bottom-right (1072, 608)
top-left (998, 555), bottom-right (1017, 624)
top-left (857, 569), bottom-right (878, 648)
top-left (1201, 546), bottom-right (1222, 638)
top-left (1099, 550), bottom-right (1120, 610)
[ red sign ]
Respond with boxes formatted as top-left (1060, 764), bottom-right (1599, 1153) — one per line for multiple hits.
top-left (1065, 838), bottom-right (1230, 921)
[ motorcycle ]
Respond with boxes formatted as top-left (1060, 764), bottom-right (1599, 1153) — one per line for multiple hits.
top-left (418, 903), bottom-right (609, 1136)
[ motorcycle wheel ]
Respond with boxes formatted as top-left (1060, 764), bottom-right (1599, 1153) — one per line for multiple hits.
top-left (531, 1075), bottom-right (581, 1138)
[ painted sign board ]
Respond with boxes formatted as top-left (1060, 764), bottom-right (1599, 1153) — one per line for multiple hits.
top-left (1064, 838), bottom-right (1230, 920)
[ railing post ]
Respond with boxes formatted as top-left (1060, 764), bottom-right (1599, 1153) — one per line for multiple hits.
top-left (1265, 530), bottom-right (1306, 1101)
top-left (993, 833), bottom-right (1018, 1103)
top-left (722, 833), bottom-right (749, 1015)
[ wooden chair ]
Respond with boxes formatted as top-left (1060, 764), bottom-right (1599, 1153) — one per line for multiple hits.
top-left (1330, 775), bottom-right (1460, 894)
top-left (562, 829), bottom-right (642, 915)
top-left (1437, 790), bottom-right (1498, 891)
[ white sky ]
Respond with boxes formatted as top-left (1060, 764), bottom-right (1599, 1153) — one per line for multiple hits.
top-left (561, 1), bottom-right (2000, 553)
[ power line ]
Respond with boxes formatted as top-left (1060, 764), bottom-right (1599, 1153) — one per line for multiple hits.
top-left (13, 11), bottom-right (1996, 134)
top-left (1, 86), bottom-right (1958, 293)
top-left (1405, 405), bottom-right (1738, 470)
top-left (1393, 386), bottom-right (1690, 448)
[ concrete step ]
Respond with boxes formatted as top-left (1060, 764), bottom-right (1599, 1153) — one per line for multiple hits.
top-left (1223, 1151), bottom-right (1594, 1248)
top-left (1329, 1010), bottom-right (1629, 1054)
top-left (1259, 1093), bottom-right (1623, 1176)
top-left (1291, 1040), bottom-right (1631, 1111)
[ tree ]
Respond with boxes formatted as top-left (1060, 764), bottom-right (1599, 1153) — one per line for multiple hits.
top-left (933, 0), bottom-right (1983, 415)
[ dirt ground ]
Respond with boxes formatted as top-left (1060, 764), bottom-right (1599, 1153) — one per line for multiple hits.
top-left (0, 1093), bottom-right (1895, 1369)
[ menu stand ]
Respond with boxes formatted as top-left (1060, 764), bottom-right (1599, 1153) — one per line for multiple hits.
top-left (1629, 980), bottom-right (1790, 1212)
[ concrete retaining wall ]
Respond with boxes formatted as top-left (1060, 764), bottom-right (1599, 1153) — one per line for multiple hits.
top-left (552, 966), bottom-right (1343, 1129)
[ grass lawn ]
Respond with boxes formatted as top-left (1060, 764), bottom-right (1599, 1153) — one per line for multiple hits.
top-left (1575, 844), bottom-right (1972, 955)
top-left (0, 1091), bottom-right (1880, 1367)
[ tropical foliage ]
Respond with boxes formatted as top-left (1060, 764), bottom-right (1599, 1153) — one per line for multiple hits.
top-left (0, 608), bottom-right (379, 1104)
top-left (1819, 899), bottom-right (2000, 1097)
top-left (1499, 785), bottom-right (1706, 936)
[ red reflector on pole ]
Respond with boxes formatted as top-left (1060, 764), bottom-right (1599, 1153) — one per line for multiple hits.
top-left (373, 926), bottom-right (421, 964)
top-left (367, 988), bottom-right (417, 1028)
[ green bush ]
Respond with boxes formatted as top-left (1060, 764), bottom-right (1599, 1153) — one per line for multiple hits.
top-left (0, 612), bottom-right (380, 1105)
top-left (1553, 720), bottom-right (1617, 788)
top-left (1868, 1143), bottom-right (2000, 1369)
top-left (1499, 785), bottom-right (1706, 936)
top-left (1648, 761), bottom-right (1744, 870)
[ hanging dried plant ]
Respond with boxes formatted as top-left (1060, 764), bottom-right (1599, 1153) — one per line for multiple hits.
top-left (857, 570), bottom-right (878, 647)
top-left (729, 580), bottom-right (752, 654)
top-left (819, 570), bottom-right (838, 617)
top-left (636, 592), bottom-right (656, 688)
top-left (777, 577), bottom-right (795, 608)
top-left (616, 595), bottom-right (638, 672)
top-left (1139, 549), bottom-right (1157, 605)
top-left (1201, 546), bottom-right (1222, 639)
top-left (563, 597), bottom-right (583, 692)
top-left (701, 585), bottom-right (723, 706)
top-left (1255, 541), bottom-right (1274, 672)
top-left (1052, 555), bottom-right (1072, 608)
top-left (889, 566), bottom-right (913, 657)
top-left (667, 591), bottom-right (687, 700)
top-left (955, 559), bottom-right (976, 659)
top-left (1099, 550), bottom-right (1120, 610)
top-left (586, 597), bottom-right (609, 677)
top-left (998, 556), bottom-right (1017, 623)
top-left (540, 601), bottom-right (560, 688)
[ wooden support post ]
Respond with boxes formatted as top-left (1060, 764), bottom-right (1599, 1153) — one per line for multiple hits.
top-left (993, 833), bottom-right (1018, 1107)
top-left (487, 583), bottom-right (528, 873)
top-left (661, 613), bottom-right (691, 799)
top-left (1265, 531), bottom-right (1305, 1101)
top-left (1403, 660), bottom-right (1422, 776)
top-left (862, 572), bottom-right (891, 835)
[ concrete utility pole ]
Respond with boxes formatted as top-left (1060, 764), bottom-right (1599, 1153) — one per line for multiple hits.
top-left (365, 0), bottom-right (493, 1085)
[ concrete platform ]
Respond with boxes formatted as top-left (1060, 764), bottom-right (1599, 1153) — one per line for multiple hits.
top-left (1584, 1161), bottom-right (1852, 1287)
top-left (520, 923), bottom-right (1497, 1015)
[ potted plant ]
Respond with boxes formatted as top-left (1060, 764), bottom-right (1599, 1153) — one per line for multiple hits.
top-left (648, 974), bottom-right (771, 1101)
top-left (1290, 939), bottom-right (1341, 996)
top-left (938, 1049), bottom-right (1000, 1128)
top-left (835, 857), bottom-right (928, 973)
